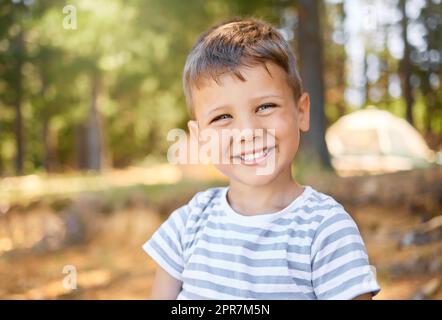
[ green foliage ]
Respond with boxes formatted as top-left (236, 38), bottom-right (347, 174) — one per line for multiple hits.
top-left (0, 0), bottom-right (440, 175)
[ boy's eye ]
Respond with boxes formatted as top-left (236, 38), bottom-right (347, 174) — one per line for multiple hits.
top-left (210, 114), bottom-right (232, 123)
top-left (256, 103), bottom-right (276, 113)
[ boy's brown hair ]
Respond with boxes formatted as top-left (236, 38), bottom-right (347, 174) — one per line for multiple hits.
top-left (182, 17), bottom-right (303, 118)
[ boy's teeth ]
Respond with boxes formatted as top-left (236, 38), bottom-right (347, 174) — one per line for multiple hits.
top-left (240, 150), bottom-right (266, 161)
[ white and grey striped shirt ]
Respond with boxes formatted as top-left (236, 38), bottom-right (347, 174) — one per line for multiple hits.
top-left (143, 185), bottom-right (380, 300)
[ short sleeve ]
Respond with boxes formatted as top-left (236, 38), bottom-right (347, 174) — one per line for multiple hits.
top-left (311, 209), bottom-right (381, 300)
top-left (142, 205), bottom-right (189, 281)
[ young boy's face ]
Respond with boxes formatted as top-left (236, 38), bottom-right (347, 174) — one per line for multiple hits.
top-left (188, 62), bottom-right (310, 187)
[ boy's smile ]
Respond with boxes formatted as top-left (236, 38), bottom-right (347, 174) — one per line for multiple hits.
top-left (233, 145), bottom-right (275, 165)
top-left (188, 61), bottom-right (310, 188)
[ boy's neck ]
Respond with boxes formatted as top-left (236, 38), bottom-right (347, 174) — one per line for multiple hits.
top-left (226, 166), bottom-right (305, 216)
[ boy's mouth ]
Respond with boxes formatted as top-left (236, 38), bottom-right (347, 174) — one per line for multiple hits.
top-left (232, 146), bottom-right (275, 165)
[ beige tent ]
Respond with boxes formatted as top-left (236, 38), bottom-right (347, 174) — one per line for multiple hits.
top-left (325, 107), bottom-right (436, 176)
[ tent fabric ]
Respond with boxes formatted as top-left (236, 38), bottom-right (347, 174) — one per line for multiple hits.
top-left (325, 108), bottom-right (435, 175)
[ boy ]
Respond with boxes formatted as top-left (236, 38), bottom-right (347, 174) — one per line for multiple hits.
top-left (142, 18), bottom-right (381, 300)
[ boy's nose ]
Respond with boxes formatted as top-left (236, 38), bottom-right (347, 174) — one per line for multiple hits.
top-left (236, 114), bottom-right (261, 132)
top-left (239, 129), bottom-right (255, 144)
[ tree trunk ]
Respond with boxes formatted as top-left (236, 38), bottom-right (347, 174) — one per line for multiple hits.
top-left (364, 52), bottom-right (370, 104)
top-left (76, 124), bottom-right (88, 170)
top-left (296, 0), bottom-right (332, 169)
top-left (14, 93), bottom-right (24, 175)
top-left (43, 116), bottom-right (57, 172)
top-left (13, 31), bottom-right (25, 175)
top-left (0, 139), bottom-right (3, 176)
top-left (399, 0), bottom-right (414, 125)
top-left (86, 75), bottom-right (102, 171)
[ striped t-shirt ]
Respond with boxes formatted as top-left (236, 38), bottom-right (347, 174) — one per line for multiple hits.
top-left (142, 185), bottom-right (381, 300)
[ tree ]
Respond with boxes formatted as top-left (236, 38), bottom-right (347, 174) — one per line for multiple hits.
top-left (296, 0), bottom-right (331, 169)
top-left (0, 1), bottom-right (29, 175)
top-left (399, 0), bottom-right (415, 125)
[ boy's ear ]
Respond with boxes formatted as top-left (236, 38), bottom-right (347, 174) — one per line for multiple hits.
top-left (187, 120), bottom-right (200, 142)
top-left (297, 92), bottom-right (310, 132)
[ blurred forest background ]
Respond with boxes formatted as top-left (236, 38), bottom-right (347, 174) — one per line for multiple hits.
top-left (0, 0), bottom-right (441, 299)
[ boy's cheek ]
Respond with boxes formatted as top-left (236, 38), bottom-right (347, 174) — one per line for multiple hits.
top-left (266, 113), bottom-right (297, 135)
top-left (274, 126), bottom-right (300, 163)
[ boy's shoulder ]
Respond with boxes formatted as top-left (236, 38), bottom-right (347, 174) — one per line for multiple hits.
top-left (304, 188), bottom-right (363, 250)
top-left (304, 186), bottom-right (347, 214)
top-left (169, 186), bottom-right (224, 221)
top-left (184, 186), bottom-right (225, 212)
top-left (304, 186), bottom-right (357, 227)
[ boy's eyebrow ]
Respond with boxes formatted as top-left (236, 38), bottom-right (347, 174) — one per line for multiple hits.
top-left (205, 94), bottom-right (283, 117)
top-left (251, 94), bottom-right (283, 101)
top-left (206, 105), bottom-right (228, 117)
